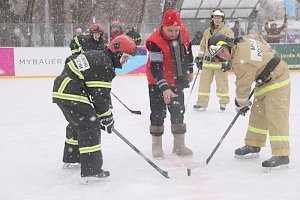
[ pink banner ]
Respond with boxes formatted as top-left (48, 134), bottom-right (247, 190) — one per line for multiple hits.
top-left (0, 48), bottom-right (15, 76)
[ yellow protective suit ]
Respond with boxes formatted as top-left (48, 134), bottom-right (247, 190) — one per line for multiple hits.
top-left (232, 34), bottom-right (290, 156)
top-left (195, 23), bottom-right (234, 109)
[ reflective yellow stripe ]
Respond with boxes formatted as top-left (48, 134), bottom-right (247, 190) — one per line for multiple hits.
top-left (255, 78), bottom-right (291, 97)
top-left (71, 49), bottom-right (81, 54)
top-left (74, 36), bottom-right (83, 54)
top-left (248, 125), bottom-right (268, 135)
top-left (97, 109), bottom-right (112, 118)
top-left (58, 77), bottom-right (72, 93)
top-left (86, 81), bottom-right (112, 88)
top-left (199, 92), bottom-right (210, 96)
top-left (65, 138), bottom-right (78, 145)
top-left (67, 60), bottom-right (84, 80)
top-left (216, 92), bottom-right (229, 97)
top-left (216, 41), bottom-right (227, 46)
top-left (270, 135), bottom-right (289, 142)
top-left (202, 63), bottom-right (222, 69)
top-left (52, 92), bottom-right (91, 104)
top-left (80, 144), bottom-right (101, 154)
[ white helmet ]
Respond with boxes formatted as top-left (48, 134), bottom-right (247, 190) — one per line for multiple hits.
top-left (211, 9), bottom-right (225, 21)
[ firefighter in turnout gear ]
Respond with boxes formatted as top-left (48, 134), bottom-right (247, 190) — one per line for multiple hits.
top-left (193, 8), bottom-right (234, 111)
top-left (70, 23), bottom-right (106, 56)
top-left (208, 33), bottom-right (291, 169)
top-left (52, 35), bottom-right (136, 183)
top-left (146, 9), bottom-right (194, 159)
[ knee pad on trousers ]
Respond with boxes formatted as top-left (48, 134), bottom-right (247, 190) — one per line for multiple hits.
top-left (150, 125), bottom-right (164, 136)
top-left (171, 123), bottom-right (186, 135)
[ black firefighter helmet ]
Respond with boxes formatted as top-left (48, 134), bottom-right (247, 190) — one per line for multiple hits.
top-left (208, 33), bottom-right (234, 58)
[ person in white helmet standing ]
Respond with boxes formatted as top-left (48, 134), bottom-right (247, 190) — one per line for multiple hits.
top-left (193, 8), bottom-right (234, 111)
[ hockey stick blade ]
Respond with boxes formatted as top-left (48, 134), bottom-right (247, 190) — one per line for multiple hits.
top-left (112, 128), bottom-right (169, 178)
top-left (130, 110), bottom-right (142, 115)
top-left (111, 92), bottom-right (142, 115)
top-left (185, 161), bottom-right (207, 176)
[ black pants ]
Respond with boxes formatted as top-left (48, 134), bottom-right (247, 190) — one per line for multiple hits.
top-left (148, 84), bottom-right (185, 127)
top-left (57, 102), bottom-right (103, 177)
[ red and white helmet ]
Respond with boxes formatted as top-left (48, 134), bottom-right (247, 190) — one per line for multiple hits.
top-left (89, 23), bottom-right (104, 34)
top-left (108, 35), bottom-right (136, 56)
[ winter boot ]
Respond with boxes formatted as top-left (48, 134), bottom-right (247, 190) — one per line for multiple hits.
top-left (173, 134), bottom-right (193, 156)
top-left (171, 123), bottom-right (193, 157)
top-left (193, 104), bottom-right (207, 111)
top-left (234, 145), bottom-right (261, 159)
top-left (150, 125), bottom-right (164, 159)
top-left (152, 136), bottom-right (164, 159)
top-left (80, 170), bottom-right (110, 185)
top-left (262, 156), bottom-right (289, 168)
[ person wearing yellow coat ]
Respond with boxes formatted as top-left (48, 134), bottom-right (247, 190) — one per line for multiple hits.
top-left (208, 33), bottom-right (290, 169)
top-left (193, 8), bottom-right (234, 111)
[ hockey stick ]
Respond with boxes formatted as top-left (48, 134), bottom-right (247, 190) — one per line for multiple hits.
top-left (187, 89), bottom-right (255, 176)
top-left (185, 68), bottom-right (201, 109)
top-left (111, 92), bottom-right (141, 115)
top-left (112, 128), bottom-right (170, 178)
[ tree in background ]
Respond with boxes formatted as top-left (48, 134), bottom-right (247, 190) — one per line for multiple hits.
top-left (0, 0), bottom-right (21, 46)
top-left (49, 0), bottom-right (65, 46)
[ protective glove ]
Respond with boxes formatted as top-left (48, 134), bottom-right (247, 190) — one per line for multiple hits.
top-left (194, 57), bottom-right (203, 70)
top-left (100, 114), bottom-right (114, 133)
top-left (221, 61), bottom-right (231, 72)
top-left (235, 99), bottom-right (252, 116)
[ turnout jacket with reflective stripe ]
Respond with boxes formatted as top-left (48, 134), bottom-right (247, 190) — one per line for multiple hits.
top-left (52, 50), bottom-right (115, 118)
top-left (70, 35), bottom-right (106, 55)
top-left (231, 34), bottom-right (290, 106)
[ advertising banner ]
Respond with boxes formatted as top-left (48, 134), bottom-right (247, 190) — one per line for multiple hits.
top-left (270, 43), bottom-right (300, 70)
top-left (0, 48), bottom-right (15, 76)
top-left (0, 44), bottom-right (299, 78)
top-left (14, 47), bottom-right (70, 76)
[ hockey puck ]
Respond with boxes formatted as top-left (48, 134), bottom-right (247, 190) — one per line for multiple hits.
top-left (187, 168), bottom-right (191, 176)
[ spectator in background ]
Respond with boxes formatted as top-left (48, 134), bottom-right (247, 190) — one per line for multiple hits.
top-left (74, 28), bottom-right (83, 36)
top-left (125, 25), bottom-right (142, 45)
top-left (231, 20), bottom-right (245, 37)
top-left (264, 15), bottom-right (287, 43)
top-left (190, 31), bottom-right (203, 45)
top-left (110, 19), bottom-right (124, 41)
top-left (287, 32), bottom-right (296, 43)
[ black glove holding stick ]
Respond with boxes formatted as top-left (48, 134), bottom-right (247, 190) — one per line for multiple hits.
top-left (100, 113), bottom-right (114, 133)
top-left (194, 56), bottom-right (203, 70)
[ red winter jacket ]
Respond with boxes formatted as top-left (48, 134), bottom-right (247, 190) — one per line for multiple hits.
top-left (145, 25), bottom-right (190, 87)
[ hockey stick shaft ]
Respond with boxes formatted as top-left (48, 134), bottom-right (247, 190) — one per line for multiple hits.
top-left (111, 92), bottom-right (141, 114)
top-left (187, 89), bottom-right (255, 175)
top-left (205, 89), bottom-right (255, 165)
top-left (185, 68), bottom-right (201, 109)
top-left (112, 128), bottom-right (169, 178)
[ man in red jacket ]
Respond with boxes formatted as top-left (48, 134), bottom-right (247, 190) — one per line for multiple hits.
top-left (145, 9), bottom-right (194, 159)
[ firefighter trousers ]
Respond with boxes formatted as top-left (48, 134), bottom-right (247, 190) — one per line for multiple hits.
top-left (245, 85), bottom-right (291, 156)
top-left (196, 67), bottom-right (230, 108)
top-left (57, 102), bottom-right (103, 177)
